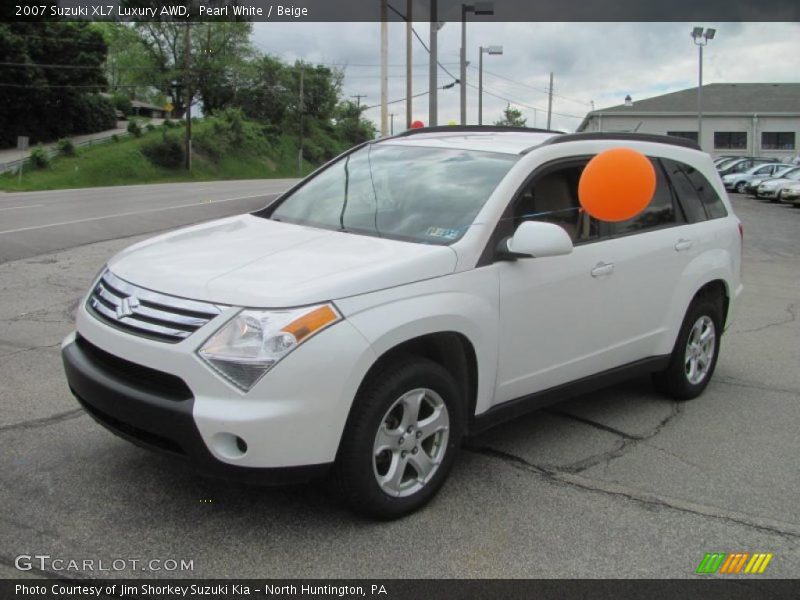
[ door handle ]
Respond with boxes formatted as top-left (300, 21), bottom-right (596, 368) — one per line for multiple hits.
top-left (591, 262), bottom-right (615, 278)
top-left (674, 238), bottom-right (694, 251)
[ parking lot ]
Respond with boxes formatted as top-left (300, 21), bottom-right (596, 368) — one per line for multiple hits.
top-left (1, 190), bottom-right (798, 578)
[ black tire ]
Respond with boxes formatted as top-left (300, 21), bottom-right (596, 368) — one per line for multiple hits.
top-left (334, 356), bottom-right (464, 519)
top-left (735, 181), bottom-right (746, 194)
top-left (652, 294), bottom-right (723, 401)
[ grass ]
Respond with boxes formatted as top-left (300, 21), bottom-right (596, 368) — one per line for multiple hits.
top-left (0, 120), bottom-right (315, 192)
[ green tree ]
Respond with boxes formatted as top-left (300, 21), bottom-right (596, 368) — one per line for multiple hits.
top-left (133, 21), bottom-right (252, 118)
top-left (333, 100), bottom-right (376, 146)
top-left (495, 104), bottom-right (527, 127)
top-left (95, 22), bottom-right (157, 102)
top-left (237, 55), bottom-right (292, 125)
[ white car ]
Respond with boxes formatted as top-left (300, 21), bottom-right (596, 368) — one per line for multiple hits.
top-left (778, 181), bottom-right (800, 205)
top-left (746, 164), bottom-right (797, 195)
top-left (62, 128), bottom-right (743, 518)
top-left (756, 167), bottom-right (800, 201)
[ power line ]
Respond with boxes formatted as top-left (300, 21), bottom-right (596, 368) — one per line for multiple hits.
top-left (466, 82), bottom-right (584, 119)
top-left (468, 65), bottom-right (593, 107)
top-left (362, 81), bottom-right (457, 111)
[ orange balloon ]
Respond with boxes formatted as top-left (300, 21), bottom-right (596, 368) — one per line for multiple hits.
top-left (578, 148), bottom-right (656, 222)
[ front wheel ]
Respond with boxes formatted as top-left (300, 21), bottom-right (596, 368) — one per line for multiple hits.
top-left (334, 356), bottom-right (464, 519)
top-left (653, 296), bottom-right (723, 400)
top-left (735, 181), bottom-right (746, 193)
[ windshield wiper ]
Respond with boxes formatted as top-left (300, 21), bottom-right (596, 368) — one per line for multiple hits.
top-left (339, 154), bottom-right (350, 231)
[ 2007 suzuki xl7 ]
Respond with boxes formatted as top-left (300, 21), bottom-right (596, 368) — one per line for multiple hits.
top-left (62, 128), bottom-right (742, 518)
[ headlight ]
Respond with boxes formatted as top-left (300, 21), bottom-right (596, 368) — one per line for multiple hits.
top-left (198, 303), bottom-right (341, 391)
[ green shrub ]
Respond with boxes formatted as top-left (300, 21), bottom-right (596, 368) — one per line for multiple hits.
top-left (142, 134), bottom-right (184, 169)
top-left (111, 93), bottom-right (133, 116)
top-left (29, 145), bottom-right (50, 169)
top-left (111, 134), bottom-right (120, 143)
top-left (57, 138), bottom-right (76, 156)
top-left (127, 121), bottom-right (143, 138)
top-left (145, 123), bottom-right (156, 132)
top-left (162, 119), bottom-right (175, 128)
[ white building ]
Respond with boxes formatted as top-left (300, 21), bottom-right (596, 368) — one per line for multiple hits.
top-left (577, 83), bottom-right (800, 161)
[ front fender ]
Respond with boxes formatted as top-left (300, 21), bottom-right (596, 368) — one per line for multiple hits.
top-left (336, 269), bottom-right (500, 415)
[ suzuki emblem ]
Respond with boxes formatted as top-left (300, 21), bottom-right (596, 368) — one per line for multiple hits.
top-left (116, 295), bottom-right (140, 319)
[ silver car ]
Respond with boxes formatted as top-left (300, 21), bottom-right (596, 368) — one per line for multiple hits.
top-left (722, 163), bottom-right (786, 194)
top-left (746, 165), bottom-right (798, 195)
top-left (756, 167), bottom-right (800, 201)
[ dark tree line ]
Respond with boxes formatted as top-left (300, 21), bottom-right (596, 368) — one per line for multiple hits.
top-left (0, 22), bottom-right (117, 148)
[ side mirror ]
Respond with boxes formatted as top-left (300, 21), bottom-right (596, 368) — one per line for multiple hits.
top-left (498, 221), bottom-right (574, 259)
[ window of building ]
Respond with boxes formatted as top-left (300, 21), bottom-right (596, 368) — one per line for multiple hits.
top-left (714, 132), bottom-right (747, 150)
top-left (761, 132), bottom-right (796, 150)
top-left (667, 131), bottom-right (698, 143)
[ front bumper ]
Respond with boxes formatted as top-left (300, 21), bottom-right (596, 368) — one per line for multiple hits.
top-left (64, 294), bottom-right (377, 481)
top-left (63, 335), bottom-right (330, 484)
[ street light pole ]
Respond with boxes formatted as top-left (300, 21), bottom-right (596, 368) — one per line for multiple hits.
top-left (460, 2), bottom-right (494, 126)
top-left (478, 45), bottom-right (502, 126)
top-left (691, 26), bottom-right (715, 151)
top-left (429, 0), bottom-right (438, 127)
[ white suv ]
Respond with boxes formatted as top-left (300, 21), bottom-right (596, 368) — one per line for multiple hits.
top-left (62, 128), bottom-right (743, 518)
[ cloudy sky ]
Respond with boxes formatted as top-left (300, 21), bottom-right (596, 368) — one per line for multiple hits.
top-left (250, 22), bottom-right (800, 133)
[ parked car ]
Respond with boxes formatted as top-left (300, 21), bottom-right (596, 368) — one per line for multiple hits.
top-left (62, 128), bottom-right (743, 518)
top-left (755, 167), bottom-right (800, 201)
top-left (713, 155), bottom-right (740, 167)
top-left (722, 163), bottom-right (787, 193)
top-left (718, 157), bottom-right (775, 177)
top-left (778, 181), bottom-right (800, 206)
top-left (745, 164), bottom-right (797, 195)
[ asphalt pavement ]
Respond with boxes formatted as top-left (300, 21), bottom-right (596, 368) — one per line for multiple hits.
top-left (0, 179), bottom-right (296, 263)
top-left (0, 192), bottom-right (798, 578)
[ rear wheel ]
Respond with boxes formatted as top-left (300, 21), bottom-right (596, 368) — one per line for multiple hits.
top-left (734, 181), bottom-right (746, 193)
top-left (334, 356), bottom-right (463, 519)
top-left (653, 295), bottom-right (723, 400)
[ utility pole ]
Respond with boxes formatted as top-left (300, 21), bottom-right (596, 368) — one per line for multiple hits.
top-left (546, 72), bottom-right (553, 131)
top-left (406, 0), bottom-right (412, 129)
top-left (428, 0), bottom-right (438, 127)
top-left (298, 68), bottom-right (304, 175)
top-left (460, 4), bottom-right (467, 125)
top-left (350, 94), bottom-right (367, 110)
top-left (380, 0), bottom-right (388, 137)
top-left (184, 21), bottom-right (192, 171)
top-left (390, 113), bottom-right (395, 135)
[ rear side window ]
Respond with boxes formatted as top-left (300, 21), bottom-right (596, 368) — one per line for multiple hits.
top-left (683, 165), bottom-right (728, 219)
top-left (663, 159), bottom-right (707, 223)
top-left (610, 159), bottom-right (684, 236)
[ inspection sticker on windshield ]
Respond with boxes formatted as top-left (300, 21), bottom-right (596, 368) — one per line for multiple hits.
top-left (426, 227), bottom-right (461, 239)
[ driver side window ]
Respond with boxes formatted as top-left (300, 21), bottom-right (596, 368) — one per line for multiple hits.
top-left (512, 160), bottom-right (600, 244)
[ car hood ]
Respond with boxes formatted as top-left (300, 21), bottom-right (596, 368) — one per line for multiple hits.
top-left (759, 177), bottom-right (795, 189)
top-left (107, 215), bottom-right (458, 307)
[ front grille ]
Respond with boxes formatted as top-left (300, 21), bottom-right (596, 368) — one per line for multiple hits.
top-left (87, 270), bottom-right (222, 343)
top-left (76, 335), bottom-right (193, 401)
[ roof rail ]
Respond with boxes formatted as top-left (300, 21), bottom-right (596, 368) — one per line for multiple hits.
top-left (392, 125), bottom-right (561, 138)
top-left (526, 132), bottom-right (701, 153)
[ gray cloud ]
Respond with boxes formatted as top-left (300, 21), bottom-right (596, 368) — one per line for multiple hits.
top-left (251, 22), bottom-right (800, 133)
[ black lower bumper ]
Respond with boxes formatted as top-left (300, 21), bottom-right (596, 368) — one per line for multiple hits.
top-left (62, 335), bottom-right (330, 485)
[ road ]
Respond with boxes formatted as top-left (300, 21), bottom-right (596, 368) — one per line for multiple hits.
top-left (0, 192), bottom-right (798, 578)
top-left (0, 179), bottom-right (296, 263)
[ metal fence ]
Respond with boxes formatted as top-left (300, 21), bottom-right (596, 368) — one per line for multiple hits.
top-left (0, 131), bottom-right (131, 174)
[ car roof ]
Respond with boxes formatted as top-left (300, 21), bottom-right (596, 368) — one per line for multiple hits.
top-left (379, 129), bottom-right (559, 155)
top-left (377, 127), bottom-right (701, 156)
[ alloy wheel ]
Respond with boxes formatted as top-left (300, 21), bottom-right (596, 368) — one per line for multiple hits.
top-left (372, 388), bottom-right (450, 498)
top-left (684, 316), bottom-right (716, 385)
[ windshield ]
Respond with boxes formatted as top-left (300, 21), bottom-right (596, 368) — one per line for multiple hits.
top-left (268, 144), bottom-right (518, 244)
top-left (786, 169), bottom-right (800, 180)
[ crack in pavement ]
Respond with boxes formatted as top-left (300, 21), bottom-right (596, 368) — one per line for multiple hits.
top-left (730, 302), bottom-right (797, 335)
top-left (468, 446), bottom-right (800, 541)
top-left (716, 376), bottom-right (800, 397)
top-left (540, 402), bottom-right (683, 474)
top-left (0, 342), bottom-right (61, 361)
top-left (0, 408), bottom-right (85, 434)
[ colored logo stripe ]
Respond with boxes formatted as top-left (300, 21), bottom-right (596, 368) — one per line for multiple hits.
top-left (696, 552), bottom-right (773, 574)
